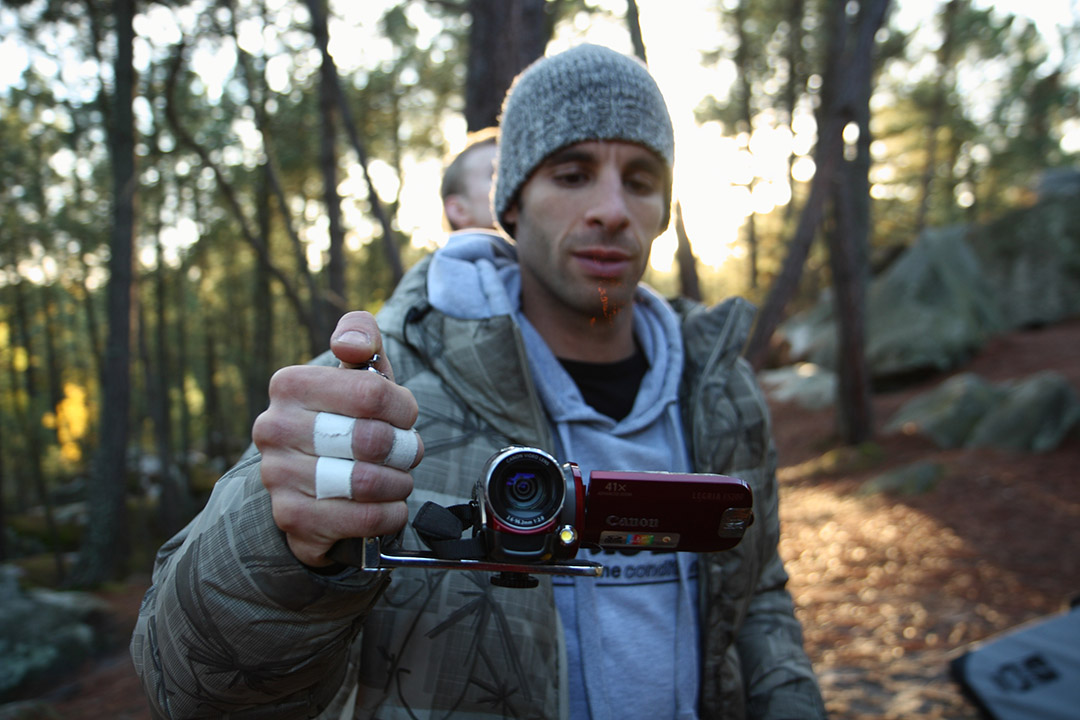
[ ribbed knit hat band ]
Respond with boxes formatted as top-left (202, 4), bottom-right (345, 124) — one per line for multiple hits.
top-left (494, 44), bottom-right (675, 235)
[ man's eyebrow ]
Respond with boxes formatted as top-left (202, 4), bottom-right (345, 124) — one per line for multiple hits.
top-left (540, 147), bottom-right (597, 168)
top-left (539, 147), bottom-right (666, 178)
top-left (626, 155), bottom-right (666, 178)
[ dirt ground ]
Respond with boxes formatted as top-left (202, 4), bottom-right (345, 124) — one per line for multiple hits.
top-left (773, 317), bottom-right (1080, 719)
top-left (26, 318), bottom-right (1080, 719)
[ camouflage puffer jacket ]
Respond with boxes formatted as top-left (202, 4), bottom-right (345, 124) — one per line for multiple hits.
top-left (131, 251), bottom-right (825, 720)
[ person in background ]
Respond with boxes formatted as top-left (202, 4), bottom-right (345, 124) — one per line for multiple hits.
top-left (441, 126), bottom-right (498, 231)
top-left (131, 44), bottom-right (826, 720)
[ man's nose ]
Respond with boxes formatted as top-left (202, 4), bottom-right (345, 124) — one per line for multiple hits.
top-left (584, 170), bottom-right (631, 233)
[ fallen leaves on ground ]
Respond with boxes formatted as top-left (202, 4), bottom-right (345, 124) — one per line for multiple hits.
top-left (772, 319), bottom-right (1080, 719)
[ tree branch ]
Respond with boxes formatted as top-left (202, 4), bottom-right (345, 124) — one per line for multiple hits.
top-left (164, 42), bottom-right (320, 354)
top-left (304, 0), bottom-right (404, 284)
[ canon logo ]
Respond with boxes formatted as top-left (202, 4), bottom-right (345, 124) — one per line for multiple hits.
top-left (690, 491), bottom-right (744, 503)
top-left (605, 515), bottom-right (660, 529)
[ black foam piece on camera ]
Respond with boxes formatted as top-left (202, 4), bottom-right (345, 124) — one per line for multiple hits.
top-left (412, 501), bottom-right (487, 560)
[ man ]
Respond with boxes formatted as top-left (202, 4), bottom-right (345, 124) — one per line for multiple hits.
top-left (441, 127), bottom-right (498, 230)
top-left (131, 45), bottom-right (825, 719)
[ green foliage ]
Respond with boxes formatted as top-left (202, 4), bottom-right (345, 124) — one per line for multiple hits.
top-left (0, 0), bottom-right (483, 546)
top-left (693, 0), bottom-right (1080, 302)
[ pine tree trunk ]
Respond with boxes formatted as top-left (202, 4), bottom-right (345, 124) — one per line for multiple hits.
top-left (626, 0), bottom-right (647, 62)
top-left (77, 252), bottom-right (104, 385)
top-left (11, 278), bottom-right (65, 580)
top-left (304, 0), bottom-right (405, 285)
top-left (916, 0), bottom-right (960, 235)
top-left (249, 164), bottom-right (273, 432)
top-left (828, 171), bottom-right (874, 443)
top-left (40, 284), bottom-right (64, 432)
top-left (744, 0), bottom-right (890, 370)
top-left (782, 0), bottom-right (806, 224)
top-left (674, 203), bottom-right (702, 302)
top-left (3, 336), bottom-right (31, 511)
top-left (827, 0), bottom-right (878, 444)
top-left (175, 256), bottom-right (194, 484)
top-left (625, 4), bottom-right (702, 300)
top-left (464, 0), bottom-right (549, 131)
top-left (312, 0), bottom-right (347, 329)
top-left (71, 0), bottom-right (137, 586)
top-left (0, 422), bottom-right (6, 562)
top-left (204, 327), bottom-right (228, 466)
top-left (734, 0), bottom-right (760, 289)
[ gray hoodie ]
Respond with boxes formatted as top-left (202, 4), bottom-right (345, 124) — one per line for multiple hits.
top-left (428, 231), bottom-right (700, 720)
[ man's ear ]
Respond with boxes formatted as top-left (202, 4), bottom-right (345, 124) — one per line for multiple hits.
top-left (443, 195), bottom-right (467, 231)
top-left (503, 202), bottom-right (518, 228)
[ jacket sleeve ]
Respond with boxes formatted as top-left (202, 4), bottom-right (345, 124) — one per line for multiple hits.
top-left (735, 468), bottom-right (827, 719)
top-left (731, 363), bottom-right (827, 719)
top-left (130, 455), bottom-right (390, 719)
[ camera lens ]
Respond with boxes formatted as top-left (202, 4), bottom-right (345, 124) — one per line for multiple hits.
top-left (505, 472), bottom-right (546, 509)
top-left (482, 447), bottom-right (565, 530)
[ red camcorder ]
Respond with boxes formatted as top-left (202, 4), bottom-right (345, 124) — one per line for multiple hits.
top-left (475, 446), bottom-right (754, 564)
top-left (332, 446), bottom-right (754, 588)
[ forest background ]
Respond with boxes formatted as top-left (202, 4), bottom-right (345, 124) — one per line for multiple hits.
top-left (1, 0), bottom-right (1078, 599)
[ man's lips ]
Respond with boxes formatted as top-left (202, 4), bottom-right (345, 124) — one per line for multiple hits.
top-left (572, 248), bottom-right (633, 278)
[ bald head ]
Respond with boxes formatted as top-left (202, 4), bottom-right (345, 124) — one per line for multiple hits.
top-left (441, 129), bottom-right (498, 231)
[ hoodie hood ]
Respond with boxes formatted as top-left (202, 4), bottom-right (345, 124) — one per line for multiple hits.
top-left (426, 230), bottom-right (519, 319)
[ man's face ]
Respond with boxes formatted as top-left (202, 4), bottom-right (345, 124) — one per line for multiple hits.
top-left (504, 140), bottom-right (667, 326)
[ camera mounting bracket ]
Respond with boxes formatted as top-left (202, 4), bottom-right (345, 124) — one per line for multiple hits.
top-left (329, 536), bottom-right (603, 582)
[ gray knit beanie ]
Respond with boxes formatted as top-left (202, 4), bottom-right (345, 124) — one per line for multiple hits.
top-left (494, 44), bottom-right (675, 236)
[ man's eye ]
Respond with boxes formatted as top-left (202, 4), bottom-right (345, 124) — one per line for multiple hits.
top-left (626, 174), bottom-right (659, 194)
top-left (553, 168), bottom-right (589, 186)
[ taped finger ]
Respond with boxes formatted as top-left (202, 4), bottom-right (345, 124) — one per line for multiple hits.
top-left (315, 456), bottom-right (354, 499)
top-left (383, 426), bottom-right (420, 471)
top-left (313, 412), bottom-right (355, 459)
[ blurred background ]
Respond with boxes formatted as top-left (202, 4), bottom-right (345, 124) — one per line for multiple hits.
top-left (1, 1), bottom-right (1078, 717)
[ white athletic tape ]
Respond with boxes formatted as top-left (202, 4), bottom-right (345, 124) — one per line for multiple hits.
top-left (384, 427), bottom-right (419, 471)
top-left (315, 456), bottom-right (354, 499)
top-left (313, 412), bottom-right (355, 459)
